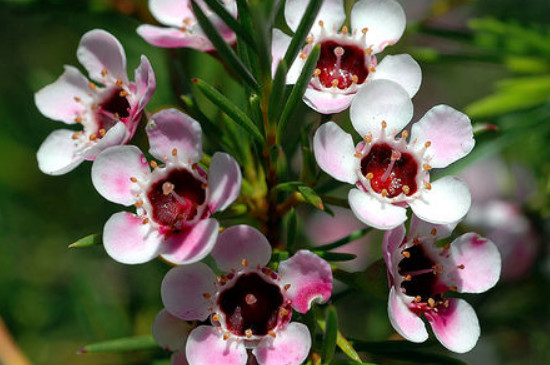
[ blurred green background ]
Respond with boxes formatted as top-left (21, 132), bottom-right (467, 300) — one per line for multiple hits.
top-left (0, 0), bottom-right (549, 364)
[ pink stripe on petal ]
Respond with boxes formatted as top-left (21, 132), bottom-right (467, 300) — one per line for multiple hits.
top-left (91, 145), bottom-right (149, 205)
top-left (382, 224), bottom-right (406, 276)
top-left (426, 298), bottom-right (480, 353)
top-left (303, 88), bottom-right (355, 114)
top-left (372, 54), bottom-right (421, 97)
top-left (186, 326), bottom-right (247, 365)
top-left (410, 105), bottom-right (474, 169)
top-left (449, 233), bottom-right (501, 294)
top-left (146, 109), bottom-right (203, 163)
top-left (103, 211), bottom-right (162, 264)
top-left (208, 152), bottom-right (242, 213)
top-left (162, 263), bottom-right (217, 321)
top-left (36, 129), bottom-right (83, 175)
top-left (252, 322), bottom-right (312, 365)
top-left (278, 250), bottom-right (332, 314)
top-left (348, 188), bottom-right (407, 230)
top-left (160, 219), bottom-right (219, 265)
top-left (152, 309), bottom-right (192, 352)
top-left (137, 25), bottom-right (214, 51)
top-left (313, 122), bottom-right (358, 184)
top-left (212, 225), bottom-right (272, 272)
top-left (134, 56), bottom-right (157, 112)
top-left (387, 287), bottom-right (428, 343)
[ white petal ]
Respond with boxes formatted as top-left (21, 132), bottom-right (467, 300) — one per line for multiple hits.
top-left (372, 54), bottom-right (422, 97)
top-left (285, 0), bottom-right (345, 36)
top-left (348, 188), bottom-right (407, 230)
top-left (207, 152), bottom-right (242, 213)
top-left (36, 129), bottom-right (83, 175)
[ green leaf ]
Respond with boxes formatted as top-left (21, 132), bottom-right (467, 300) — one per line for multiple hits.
top-left (297, 184), bottom-right (324, 211)
top-left (191, 0), bottom-right (259, 91)
top-left (78, 336), bottom-right (158, 354)
top-left (314, 228), bottom-right (372, 252)
top-left (193, 78), bottom-right (264, 144)
top-left (286, 208), bottom-right (297, 254)
top-left (283, 0), bottom-right (323, 68)
top-left (201, 0), bottom-right (256, 48)
top-left (268, 60), bottom-right (288, 124)
top-left (322, 306), bottom-right (338, 364)
top-left (277, 44), bottom-right (321, 143)
top-left (316, 319), bottom-right (362, 363)
top-left (313, 251), bottom-right (356, 262)
top-left (332, 260), bottom-right (389, 299)
top-left (249, 93), bottom-right (265, 134)
top-left (69, 233), bottom-right (101, 248)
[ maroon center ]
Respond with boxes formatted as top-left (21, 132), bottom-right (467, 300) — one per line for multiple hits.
top-left (147, 168), bottom-right (206, 229)
top-left (218, 273), bottom-right (284, 336)
top-left (361, 143), bottom-right (418, 198)
top-left (316, 40), bottom-right (369, 89)
top-left (96, 88), bottom-right (131, 132)
top-left (398, 245), bottom-right (441, 303)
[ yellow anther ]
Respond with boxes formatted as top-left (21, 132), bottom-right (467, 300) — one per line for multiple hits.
top-left (318, 20), bottom-right (324, 27)
top-left (74, 116), bottom-right (82, 123)
top-left (431, 228), bottom-right (437, 236)
top-left (381, 120), bottom-right (387, 128)
top-left (245, 329), bottom-right (253, 338)
top-left (212, 314), bottom-right (220, 322)
top-left (142, 218), bottom-right (150, 224)
top-left (242, 258), bottom-right (248, 267)
top-left (369, 66), bottom-right (376, 73)
top-left (313, 68), bottom-right (321, 77)
top-left (130, 177), bottom-right (138, 182)
top-left (365, 172), bottom-right (374, 179)
top-left (354, 152), bottom-right (362, 158)
top-left (74, 96), bottom-right (81, 102)
top-left (428, 298), bottom-right (436, 307)
top-left (402, 185), bottom-right (410, 195)
top-left (364, 134), bottom-right (372, 143)
top-left (331, 79), bottom-right (339, 87)
top-left (362, 27), bottom-right (369, 34)
top-left (424, 182), bottom-right (432, 190)
top-left (134, 200), bottom-right (143, 208)
top-left (341, 25), bottom-right (348, 34)
top-left (381, 189), bottom-right (388, 197)
top-left (425, 141), bottom-right (432, 148)
top-left (116, 79), bottom-right (123, 87)
top-left (203, 293), bottom-right (211, 299)
top-left (119, 90), bottom-right (129, 97)
top-left (351, 75), bottom-right (359, 83)
top-left (88, 82), bottom-right (96, 90)
top-left (268, 330), bottom-right (277, 338)
top-left (99, 128), bottom-right (106, 137)
top-left (172, 148), bottom-right (178, 156)
top-left (401, 130), bottom-right (408, 139)
top-left (402, 251), bottom-right (411, 258)
top-left (101, 68), bottom-right (108, 77)
top-left (150, 160), bottom-right (158, 169)
top-left (89, 133), bottom-right (97, 141)
top-left (365, 47), bottom-right (373, 55)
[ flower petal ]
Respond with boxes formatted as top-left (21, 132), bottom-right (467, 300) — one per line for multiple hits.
top-left (146, 108), bottom-right (203, 163)
top-left (409, 176), bottom-right (471, 225)
top-left (372, 54), bottom-right (421, 97)
top-left (348, 188), bottom-right (407, 230)
top-left (134, 55), bottom-right (157, 112)
top-left (160, 218), bottom-right (220, 265)
top-left (278, 250), bottom-right (332, 313)
top-left (425, 298), bottom-right (480, 353)
top-left (103, 211), bottom-right (162, 264)
top-left (186, 326), bottom-right (247, 365)
top-left (350, 0), bottom-right (406, 53)
top-left (77, 29), bottom-right (128, 84)
top-left (409, 214), bottom-right (458, 241)
top-left (349, 80), bottom-right (413, 138)
top-left (36, 129), bottom-right (83, 175)
top-left (382, 224), bottom-right (406, 275)
top-left (161, 263), bottom-right (217, 321)
top-left (211, 225), bottom-right (272, 272)
top-left (410, 105), bottom-right (474, 168)
top-left (253, 322), bottom-right (311, 365)
top-left (303, 88), bottom-right (355, 114)
top-left (284, 0), bottom-right (345, 36)
top-left (171, 351), bottom-right (190, 365)
top-left (313, 122), bottom-right (358, 184)
top-left (137, 25), bottom-right (214, 51)
top-left (34, 66), bottom-right (91, 124)
top-left (271, 29), bottom-right (291, 77)
top-left (149, 0), bottom-right (194, 28)
top-left (207, 152), bottom-right (242, 213)
top-left (152, 309), bottom-right (192, 352)
top-left (91, 145), bottom-right (149, 206)
top-left (387, 287), bottom-right (428, 343)
top-left (448, 233), bottom-right (501, 293)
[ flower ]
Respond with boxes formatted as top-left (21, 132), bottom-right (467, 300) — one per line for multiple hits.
top-left (382, 215), bottom-right (501, 353)
top-left (137, 0), bottom-right (237, 51)
top-left (272, 0), bottom-right (421, 114)
top-left (313, 79), bottom-right (474, 230)
top-left (152, 309), bottom-right (192, 364)
top-left (91, 108), bottom-right (241, 265)
top-left (159, 225), bottom-right (333, 365)
top-left (35, 29), bottom-right (156, 175)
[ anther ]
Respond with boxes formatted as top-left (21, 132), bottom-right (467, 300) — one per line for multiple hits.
top-left (362, 27), bottom-right (368, 34)
top-left (116, 79), bottom-right (123, 87)
top-left (74, 96), bottom-right (81, 102)
top-left (313, 68), bottom-right (321, 77)
top-left (245, 294), bottom-right (257, 305)
top-left (223, 332), bottom-right (230, 340)
top-left (318, 20), bottom-right (324, 27)
top-left (284, 284), bottom-right (291, 291)
top-left (369, 66), bottom-right (376, 73)
top-left (457, 264), bottom-right (465, 269)
top-left (401, 130), bottom-right (408, 139)
top-left (423, 164), bottom-right (432, 171)
top-left (428, 298), bottom-right (436, 308)
top-left (99, 128), bottom-right (106, 137)
top-left (365, 172), bottom-right (374, 179)
top-left (163, 182), bottom-right (175, 195)
top-left (134, 200), bottom-right (143, 208)
top-left (424, 182), bottom-right (432, 190)
top-left (351, 75), bottom-right (359, 83)
top-left (354, 152), bottom-right (362, 158)
top-left (414, 296), bottom-right (422, 303)
top-left (341, 25), bottom-right (348, 34)
top-left (306, 36), bottom-right (314, 44)
top-left (150, 160), bottom-right (158, 169)
top-left (142, 218), bottom-right (150, 224)
top-left (184, 17), bottom-right (193, 25)
top-left (268, 330), bottom-right (277, 338)
top-left (88, 82), bottom-right (96, 90)
top-left (331, 79), bottom-right (339, 87)
top-left (203, 293), bottom-right (211, 299)
top-left (365, 47), bottom-right (373, 55)
top-left (403, 274), bottom-right (412, 281)
top-left (402, 250), bottom-right (411, 258)
top-left (431, 228), bottom-right (437, 236)
top-left (101, 68), bottom-right (107, 77)
top-left (381, 120), bottom-right (387, 128)
top-left (279, 307), bottom-right (289, 317)
top-left (245, 329), bottom-right (253, 338)
top-left (89, 133), bottom-right (97, 141)
top-left (241, 258), bottom-right (248, 267)
top-left (425, 141), bottom-right (432, 148)
top-left (300, 52), bottom-right (308, 59)
top-left (381, 189), bottom-right (388, 197)
top-left (130, 177), bottom-right (138, 183)
top-left (119, 90), bottom-right (129, 97)
top-left (364, 134), bottom-right (372, 143)
top-left (71, 132), bottom-right (80, 140)
top-left (212, 314), bottom-right (220, 322)
top-left (402, 185), bottom-right (410, 195)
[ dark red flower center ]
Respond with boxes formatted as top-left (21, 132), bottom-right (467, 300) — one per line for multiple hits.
top-left (218, 273), bottom-right (285, 337)
top-left (315, 40), bottom-right (369, 89)
top-left (361, 143), bottom-right (418, 198)
top-left (96, 88), bottom-right (131, 132)
top-left (147, 168), bottom-right (206, 229)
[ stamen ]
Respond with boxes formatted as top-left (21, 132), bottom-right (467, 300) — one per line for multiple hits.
top-left (268, 330), bottom-right (276, 338)
top-left (457, 264), bottom-right (465, 269)
top-left (341, 25), bottom-right (348, 34)
top-left (351, 74), bottom-right (359, 83)
top-left (365, 47), bottom-right (373, 55)
top-left (99, 128), bottom-right (106, 137)
top-left (162, 182), bottom-right (175, 195)
top-left (223, 332), bottom-right (230, 340)
top-left (150, 160), bottom-right (158, 169)
top-left (380, 150), bottom-right (401, 182)
top-left (142, 218), bottom-right (149, 224)
top-left (74, 116), bottom-right (82, 123)
top-left (401, 130), bottom-right (408, 139)
top-left (362, 27), bottom-right (368, 34)
top-left (245, 329), bottom-right (253, 338)
top-left (381, 189), bottom-right (388, 197)
top-left (134, 200), bottom-right (143, 208)
top-left (306, 36), bottom-right (314, 44)
top-left (203, 293), bottom-right (211, 299)
top-left (402, 251), bottom-right (411, 258)
top-left (331, 79), bottom-right (339, 87)
top-left (428, 298), bottom-right (436, 308)
top-left (101, 68), bottom-right (107, 77)
top-left (423, 164), bottom-right (432, 171)
top-left (245, 294), bottom-right (257, 305)
top-left (242, 258), bottom-right (248, 267)
top-left (318, 20), bottom-right (324, 27)
top-left (313, 68), bottom-right (321, 77)
top-left (431, 228), bottom-right (437, 236)
top-left (212, 314), bottom-right (220, 322)
top-left (279, 307), bottom-right (289, 317)
top-left (402, 185), bottom-right (410, 195)
top-left (354, 152), bottom-right (362, 158)
top-left (119, 90), bottom-right (128, 97)
top-left (381, 120), bottom-right (387, 128)
top-left (88, 82), bottom-right (96, 90)
top-left (424, 182), bottom-right (432, 190)
top-left (300, 52), bottom-right (308, 59)
top-left (74, 96), bottom-right (81, 102)
top-left (425, 141), bottom-right (432, 148)
top-left (116, 79), bottom-right (123, 87)
top-left (369, 66), bottom-right (376, 73)
top-left (89, 133), bottom-right (97, 141)
top-left (71, 132), bottom-right (80, 140)
top-left (284, 284), bottom-right (291, 291)
top-left (365, 172), bottom-right (374, 180)
top-left (130, 177), bottom-right (138, 183)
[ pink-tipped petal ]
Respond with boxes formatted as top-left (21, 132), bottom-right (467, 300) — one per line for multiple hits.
top-left (313, 122), bottom-right (358, 184)
top-left (411, 105), bottom-right (474, 168)
top-left (160, 218), bottom-right (219, 265)
top-left (171, 351), bottom-right (190, 365)
top-left (426, 298), bottom-right (480, 353)
top-left (137, 25), bottom-right (214, 51)
top-left (409, 214), bottom-right (458, 241)
top-left (211, 225), bottom-right (272, 272)
top-left (348, 189), bottom-right (407, 230)
top-left (146, 109), bottom-right (203, 163)
top-left (278, 250), bottom-right (332, 313)
top-left (207, 152), bottom-right (242, 213)
top-left (36, 129), bottom-right (83, 175)
top-left (349, 80), bottom-right (413, 138)
top-left (253, 322), bottom-right (312, 365)
top-left (449, 233), bottom-right (501, 293)
top-left (103, 211), bottom-right (162, 264)
top-left (303, 88), bottom-right (355, 114)
top-left (285, 0), bottom-right (345, 36)
top-left (409, 176), bottom-right (471, 225)
top-left (134, 55), bottom-right (157, 111)
top-left (161, 263), bottom-right (217, 321)
top-left (272, 29), bottom-right (291, 78)
top-left (152, 309), bottom-right (192, 352)
top-left (350, 0), bottom-right (406, 54)
top-left (382, 224), bottom-right (406, 274)
top-left (91, 145), bottom-right (149, 205)
top-left (186, 326), bottom-right (247, 365)
top-left (34, 66), bottom-right (90, 124)
top-left (388, 287), bottom-right (428, 343)
top-left (77, 29), bottom-right (128, 84)
top-left (372, 54), bottom-right (421, 97)
top-left (82, 122), bottom-right (130, 161)
top-left (149, 0), bottom-right (194, 28)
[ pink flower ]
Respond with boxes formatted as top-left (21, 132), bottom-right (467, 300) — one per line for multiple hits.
top-left (314, 80), bottom-right (474, 230)
top-left (382, 215), bottom-right (501, 353)
top-left (137, 0), bottom-right (237, 51)
top-left (152, 309), bottom-right (192, 364)
top-left (272, 0), bottom-right (421, 114)
top-left (91, 108), bottom-right (241, 265)
top-left (159, 225), bottom-right (332, 365)
top-left (35, 29), bottom-right (156, 175)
